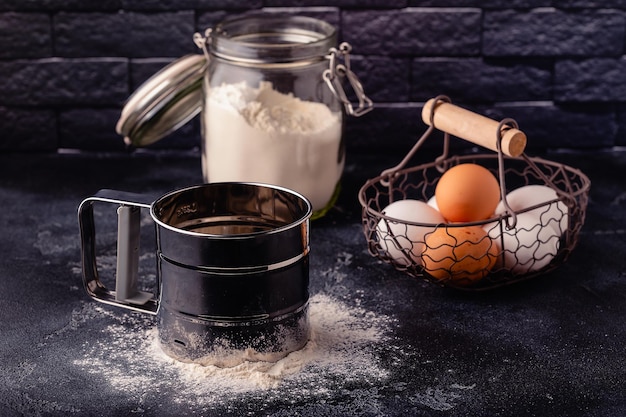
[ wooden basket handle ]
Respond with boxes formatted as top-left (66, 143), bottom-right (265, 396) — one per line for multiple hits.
top-left (421, 98), bottom-right (527, 157)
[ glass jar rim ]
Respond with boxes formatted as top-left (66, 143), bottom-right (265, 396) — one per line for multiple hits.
top-left (210, 14), bottom-right (337, 63)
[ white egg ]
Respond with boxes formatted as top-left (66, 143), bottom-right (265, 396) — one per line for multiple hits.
top-left (426, 195), bottom-right (439, 211)
top-left (484, 211), bottom-right (560, 274)
top-left (376, 199), bottom-right (445, 266)
top-left (496, 185), bottom-right (568, 236)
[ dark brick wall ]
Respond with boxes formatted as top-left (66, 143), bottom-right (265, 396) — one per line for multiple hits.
top-left (1, 1), bottom-right (626, 154)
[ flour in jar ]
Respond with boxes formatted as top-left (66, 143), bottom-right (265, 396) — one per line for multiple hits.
top-left (203, 81), bottom-right (343, 211)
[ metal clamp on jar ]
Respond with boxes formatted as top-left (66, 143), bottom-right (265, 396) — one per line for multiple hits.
top-left (116, 14), bottom-right (373, 219)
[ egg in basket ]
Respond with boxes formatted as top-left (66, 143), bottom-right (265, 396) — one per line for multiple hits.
top-left (358, 96), bottom-right (591, 290)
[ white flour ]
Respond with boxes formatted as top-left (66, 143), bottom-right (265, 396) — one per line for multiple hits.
top-left (62, 244), bottom-right (478, 414)
top-left (72, 293), bottom-right (393, 409)
top-left (203, 81), bottom-right (343, 211)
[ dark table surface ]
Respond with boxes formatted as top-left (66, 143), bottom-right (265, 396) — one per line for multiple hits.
top-left (0, 148), bottom-right (624, 417)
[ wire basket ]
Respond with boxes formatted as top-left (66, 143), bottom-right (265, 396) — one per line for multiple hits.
top-left (358, 96), bottom-right (591, 290)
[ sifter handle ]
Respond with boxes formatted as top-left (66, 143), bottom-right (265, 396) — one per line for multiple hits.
top-left (78, 189), bottom-right (158, 314)
top-left (421, 98), bottom-right (527, 157)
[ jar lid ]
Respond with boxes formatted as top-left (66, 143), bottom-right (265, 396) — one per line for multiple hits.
top-left (116, 54), bottom-right (206, 147)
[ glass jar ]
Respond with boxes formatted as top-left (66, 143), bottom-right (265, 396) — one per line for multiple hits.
top-left (116, 14), bottom-right (372, 219)
top-left (194, 14), bottom-right (371, 218)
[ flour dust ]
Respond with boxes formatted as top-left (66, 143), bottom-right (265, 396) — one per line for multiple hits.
top-left (72, 293), bottom-right (393, 410)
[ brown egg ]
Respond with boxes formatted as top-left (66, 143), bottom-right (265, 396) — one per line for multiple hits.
top-left (435, 163), bottom-right (500, 222)
top-left (421, 225), bottom-right (499, 286)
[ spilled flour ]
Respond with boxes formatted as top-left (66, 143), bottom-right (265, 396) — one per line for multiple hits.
top-left (72, 293), bottom-right (393, 410)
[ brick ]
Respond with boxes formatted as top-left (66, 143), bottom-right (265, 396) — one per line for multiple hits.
top-left (272, 99), bottom-right (620, 153)
top-left (55, 12), bottom-right (127, 57)
top-left (119, 12), bottom-right (194, 57)
top-left (265, 0), bottom-right (406, 7)
top-left (342, 9), bottom-right (481, 56)
top-left (411, 58), bottom-right (552, 103)
top-left (201, 0), bottom-right (262, 8)
top-left (411, 0), bottom-right (550, 6)
top-left (555, 58), bottom-right (626, 102)
top-left (344, 103), bottom-right (442, 155)
top-left (0, 58), bottom-right (128, 106)
top-left (59, 107), bottom-right (200, 150)
top-left (0, 13), bottom-right (51, 58)
top-left (59, 109), bottom-right (126, 150)
top-left (484, 9), bottom-right (626, 57)
top-left (197, 9), bottom-right (340, 35)
top-left (410, 0), bottom-right (479, 4)
top-left (0, 0), bottom-right (121, 11)
top-left (483, 102), bottom-right (616, 149)
top-left (0, 107), bottom-right (57, 151)
top-left (349, 56), bottom-right (410, 103)
top-left (55, 11), bottom-right (195, 58)
top-left (554, 0), bottom-right (626, 7)
top-left (122, 0), bottom-right (261, 10)
top-left (0, 1), bottom-right (620, 154)
top-left (617, 104), bottom-right (626, 146)
top-left (122, 0), bottom-right (216, 10)
top-left (344, 104), bottom-right (412, 155)
top-left (145, 118), bottom-right (201, 150)
top-left (262, 7), bottom-right (340, 29)
top-left (197, 11), bottom-right (236, 33)
top-left (129, 58), bottom-right (177, 91)
top-left (126, 11), bottom-right (196, 57)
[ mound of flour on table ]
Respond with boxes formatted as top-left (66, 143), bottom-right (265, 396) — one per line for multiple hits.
top-left (73, 292), bottom-right (393, 408)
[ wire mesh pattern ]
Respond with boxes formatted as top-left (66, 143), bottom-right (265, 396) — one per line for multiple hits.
top-left (358, 111), bottom-right (591, 291)
top-left (359, 154), bottom-right (590, 290)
